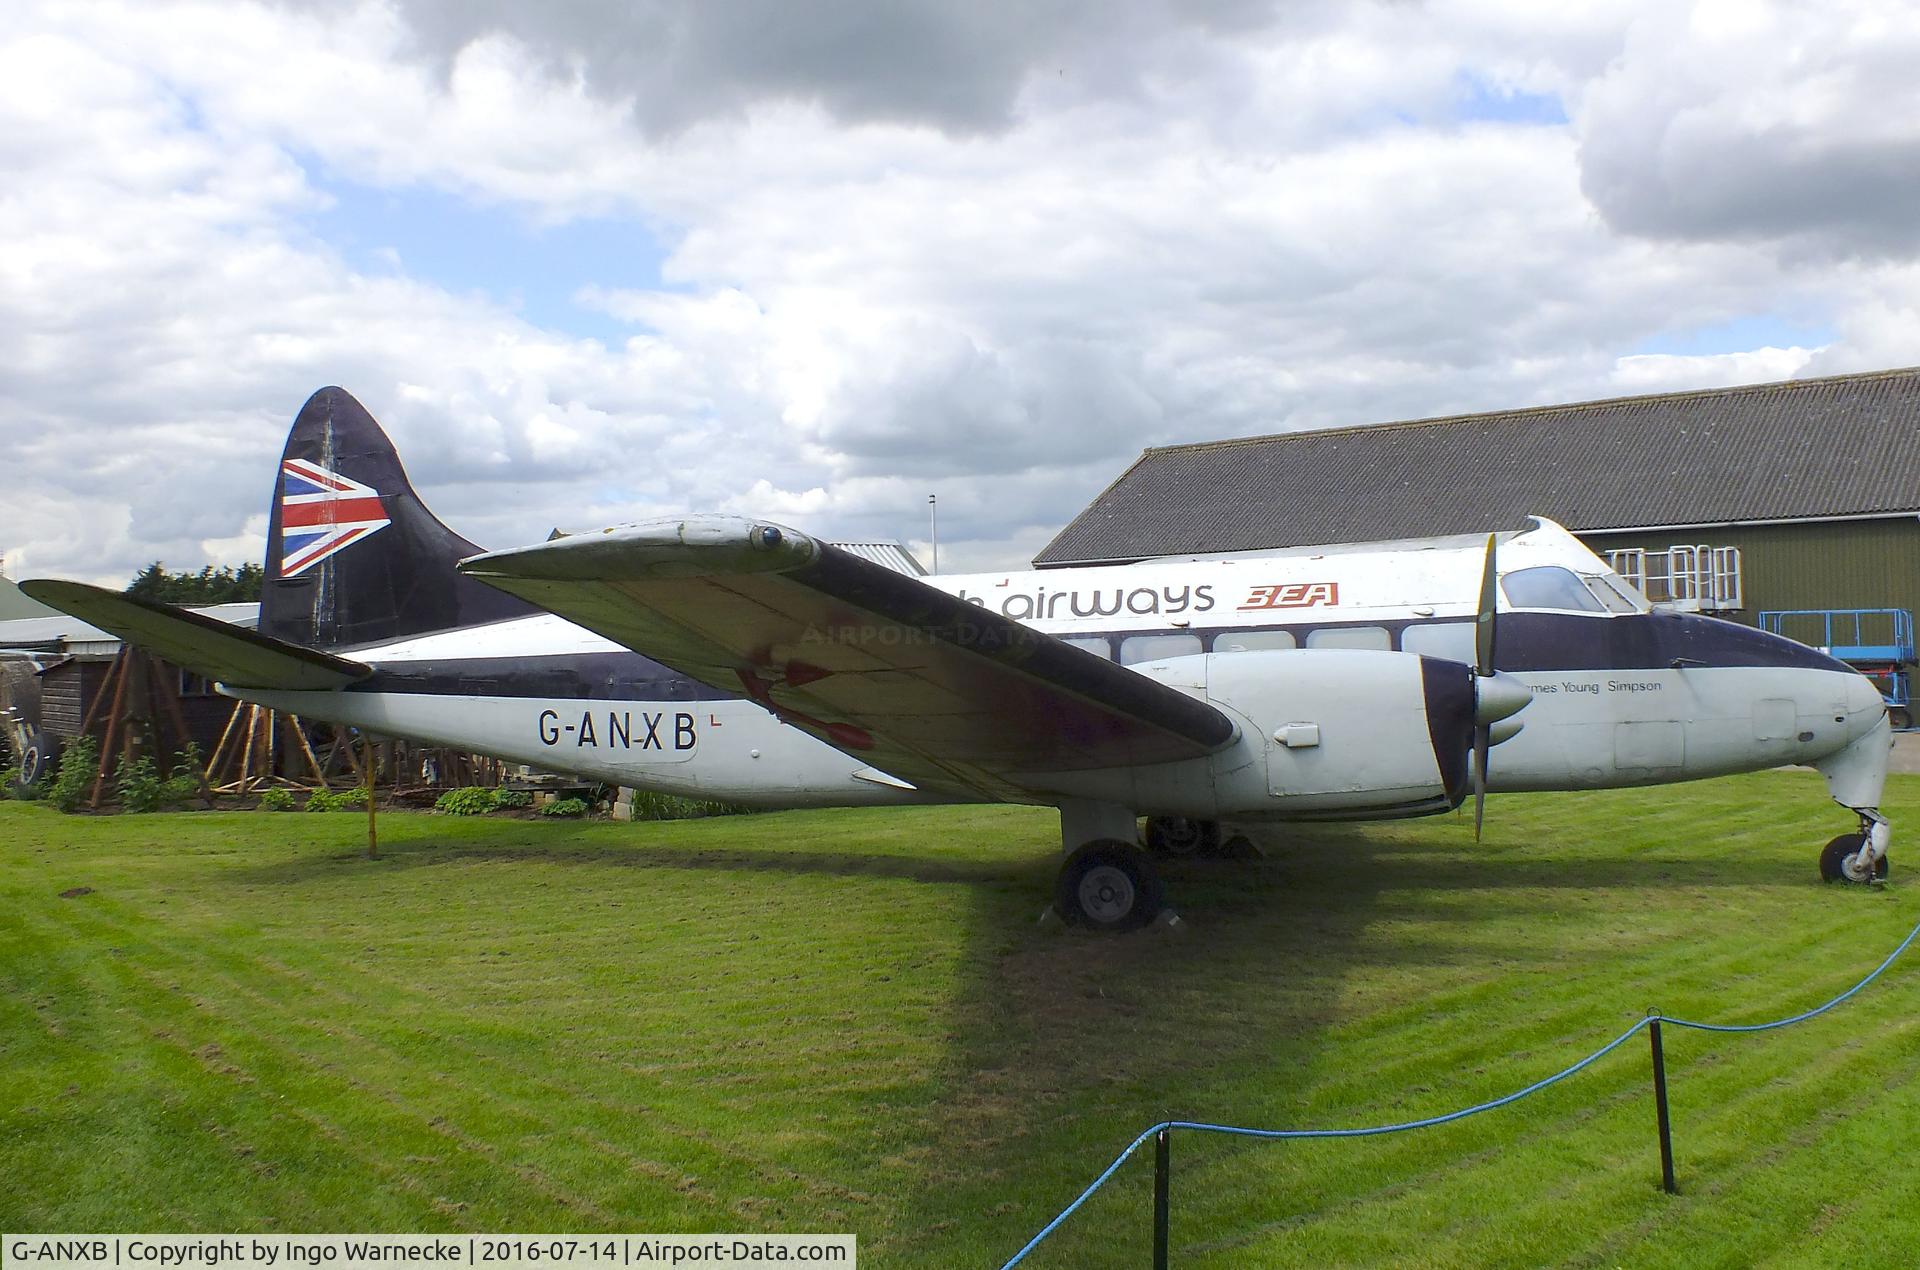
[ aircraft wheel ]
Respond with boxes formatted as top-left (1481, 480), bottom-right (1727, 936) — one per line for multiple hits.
top-left (1145, 815), bottom-right (1220, 857)
top-left (14, 728), bottom-right (53, 788)
top-left (1056, 840), bottom-right (1164, 932)
top-left (1820, 833), bottom-right (1889, 884)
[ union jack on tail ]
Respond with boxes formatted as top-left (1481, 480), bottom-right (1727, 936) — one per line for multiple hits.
top-left (279, 458), bottom-right (391, 576)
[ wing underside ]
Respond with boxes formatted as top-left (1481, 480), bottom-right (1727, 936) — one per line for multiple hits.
top-left (460, 518), bottom-right (1236, 800)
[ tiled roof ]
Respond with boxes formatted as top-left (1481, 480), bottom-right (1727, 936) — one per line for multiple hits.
top-left (1035, 367), bottom-right (1920, 566)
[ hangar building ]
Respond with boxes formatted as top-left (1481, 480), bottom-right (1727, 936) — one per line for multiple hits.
top-left (1035, 365), bottom-right (1920, 715)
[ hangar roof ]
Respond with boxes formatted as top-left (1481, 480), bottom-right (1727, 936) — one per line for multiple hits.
top-left (0, 578), bottom-right (60, 622)
top-left (0, 602), bottom-right (257, 658)
top-left (1034, 366), bottom-right (1920, 567)
top-left (827, 541), bottom-right (928, 576)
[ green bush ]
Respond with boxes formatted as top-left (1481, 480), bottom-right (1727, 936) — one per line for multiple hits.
top-left (629, 791), bottom-right (748, 822)
top-left (159, 745), bottom-right (203, 808)
top-left (494, 788), bottom-right (534, 809)
top-left (303, 786), bottom-right (366, 812)
top-left (48, 737), bottom-right (98, 813)
top-left (435, 786), bottom-right (499, 816)
top-left (116, 754), bottom-right (165, 813)
top-left (541, 796), bottom-right (589, 818)
top-left (256, 787), bottom-right (296, 812)
top-left (5, 766), bottom-right (45, 801)
top-left (627, 790), bottom-right (751, 820)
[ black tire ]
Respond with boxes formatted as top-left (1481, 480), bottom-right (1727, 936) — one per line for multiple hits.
top-left (1820, 833), bottom-right (1890, 883)
top-left (1056, 840), bottom-right (1165, 932)
top-left (14, 728), bottom-right (53, 788)
top-left (1892, 707), bottom-right (1913, 730)
top-left (1145, 815), bottom-right (1221, 857)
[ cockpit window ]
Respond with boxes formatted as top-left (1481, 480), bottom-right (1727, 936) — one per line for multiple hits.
top-left (1501, 565), bottom-right (1606, 613)
top-left (1584, 574), bottom-right (1643, 614)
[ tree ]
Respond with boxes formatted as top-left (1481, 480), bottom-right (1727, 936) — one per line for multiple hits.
top-left (124, 561), bottom-right (264, 604)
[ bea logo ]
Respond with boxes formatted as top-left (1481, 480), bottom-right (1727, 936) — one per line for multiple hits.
top-left (1237, 582), bottom-right (1338, 611)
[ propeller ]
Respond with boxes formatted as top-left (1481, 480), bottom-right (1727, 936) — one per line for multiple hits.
top-left (1470, 533), bottom-right (1531, 840)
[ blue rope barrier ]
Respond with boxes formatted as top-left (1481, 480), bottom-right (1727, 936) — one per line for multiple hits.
top-left (999, 912), bottom-right (1920, 1269)
top-left (1657, 915), bottom-right (1920, 1033)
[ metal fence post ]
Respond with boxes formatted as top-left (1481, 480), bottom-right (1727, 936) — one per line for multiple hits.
top-left (1154, 1126), bottom-right (1171, 1269)
top-left (1648, 1017), bottom-right (1677, 1194)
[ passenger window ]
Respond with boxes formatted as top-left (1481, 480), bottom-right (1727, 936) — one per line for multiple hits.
top-left (1304, 626), bottom-right (1392, 651)
top-left (1120, 634), bottom-right (1203, 664)
top-left (1401, 622), bottom-right (1475, 662)
top-left (1062, 636), bottom-right (1113, 660)
top-left (1501, 566), bottom-right (1605, 613)
top-left (1214, 629), bottom-right (1297, 653)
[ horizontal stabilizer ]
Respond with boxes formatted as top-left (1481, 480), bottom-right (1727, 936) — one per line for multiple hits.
top-left (19, 580), bottom-right (372, 691)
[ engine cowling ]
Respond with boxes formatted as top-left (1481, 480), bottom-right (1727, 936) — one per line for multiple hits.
top-left (1204, 648), bottom-right (1474, 818)
top-left (1029, 649), bottom-right (1484, 821)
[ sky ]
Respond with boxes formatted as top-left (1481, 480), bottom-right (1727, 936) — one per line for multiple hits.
top-left (4, 0), bottom-right (1920, 586)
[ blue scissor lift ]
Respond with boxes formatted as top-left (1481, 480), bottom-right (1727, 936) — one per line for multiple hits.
top-left (1758, 608), bottom-right (1915, 729)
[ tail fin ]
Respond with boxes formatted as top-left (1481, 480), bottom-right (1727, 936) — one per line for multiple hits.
top-left (260, 387), bottom-right (536, 649)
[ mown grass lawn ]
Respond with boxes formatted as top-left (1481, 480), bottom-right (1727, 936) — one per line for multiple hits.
top-left (3, 773), bottom-right (1919, 1267)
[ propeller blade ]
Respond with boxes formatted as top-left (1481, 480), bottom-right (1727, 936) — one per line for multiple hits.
top-left (1475, 532), bottom-right (1499, 677)
top-left (1473, 724), bottom-right (1490, 842)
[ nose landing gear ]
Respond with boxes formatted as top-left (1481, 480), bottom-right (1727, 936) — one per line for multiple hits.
top-left (1821, 811), bottom-right (1891, 884)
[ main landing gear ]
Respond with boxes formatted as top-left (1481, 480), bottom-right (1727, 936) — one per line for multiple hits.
top-left (1050, 808), bottom-right (1258, 930)
top-left (1144, 815), bottom-right (1221, 857)
top-left (1051, 800), bottom-right (1169, 932)
top-left (1056, 840), bottom-right (1166, 932)
top-left (1821, 810), bottom-right (1892, 884)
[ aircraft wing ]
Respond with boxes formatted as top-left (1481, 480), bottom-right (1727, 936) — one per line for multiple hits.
top-left (19, 580), bottom-right (372, 691)
top-left (460, 517), bottom-right (1237, 799)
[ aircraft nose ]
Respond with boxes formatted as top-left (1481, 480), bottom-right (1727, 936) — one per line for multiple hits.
top-left (1841, 670), bottom-right (1888, 735)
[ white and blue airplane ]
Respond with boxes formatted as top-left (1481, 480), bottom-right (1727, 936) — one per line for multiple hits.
top-left (25, 388), bottom-right (1892, 929)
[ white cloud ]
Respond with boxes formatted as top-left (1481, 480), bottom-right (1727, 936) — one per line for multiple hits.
top-left (1610, 346), bottom-right (1819, 394)
top-left (4, 0), bottom-right (1919, 590)
top-left (1578, 0), bottom-right (1920, 255)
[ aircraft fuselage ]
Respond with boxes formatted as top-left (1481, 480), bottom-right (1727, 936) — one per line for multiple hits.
top-left (235, 523), bottom-right (1890, 822)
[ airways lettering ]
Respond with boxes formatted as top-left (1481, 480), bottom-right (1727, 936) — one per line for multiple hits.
top-left (955, 583), bottom-right (1218, 620)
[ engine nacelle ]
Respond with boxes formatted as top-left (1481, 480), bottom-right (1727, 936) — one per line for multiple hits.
top-left (1206, 647), bottom-right (1474, 818)
top-left (1028, 649), bottom-right (1475, 821)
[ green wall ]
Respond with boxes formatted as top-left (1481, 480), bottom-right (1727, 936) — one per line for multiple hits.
top-left (1580, 517), bottom-right (1920, 633)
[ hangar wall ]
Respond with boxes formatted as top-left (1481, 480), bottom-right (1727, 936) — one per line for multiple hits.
top-left (1583, 517), bottom-right (1920, 628)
